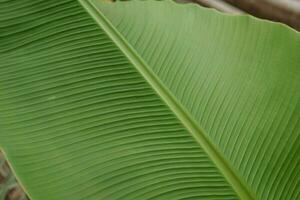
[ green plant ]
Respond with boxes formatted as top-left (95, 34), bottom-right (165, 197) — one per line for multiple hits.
top-left (0, 0), bottom-right (299, 199)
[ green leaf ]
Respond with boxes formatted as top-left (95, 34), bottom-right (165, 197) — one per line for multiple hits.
top-left (0, 0), bottom-right (299, 200)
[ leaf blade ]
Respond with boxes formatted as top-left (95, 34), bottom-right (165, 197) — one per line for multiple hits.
top-left (0, 0), bottom-right (245, 199)
top-left (81, 0), bottom-right (256, 199)
top-left (93, 1), bottom-right (300, 200)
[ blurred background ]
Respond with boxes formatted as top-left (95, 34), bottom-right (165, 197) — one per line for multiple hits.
top-left (0, 152), bottom-right (27, 200)
top-left (0, 0), bottom-right (299, 200)
top-left (180, 0), bottom-right (300, 30)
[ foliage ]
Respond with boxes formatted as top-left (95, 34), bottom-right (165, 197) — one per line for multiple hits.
top-left (0, 0), bottom-right (299, 199)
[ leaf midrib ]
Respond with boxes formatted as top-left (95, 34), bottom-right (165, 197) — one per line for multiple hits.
top-left (79, 0), bottom-right (256, 199)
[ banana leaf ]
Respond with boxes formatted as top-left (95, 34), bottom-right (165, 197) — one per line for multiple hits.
top-left (0, 0), bottom-right (299, 199)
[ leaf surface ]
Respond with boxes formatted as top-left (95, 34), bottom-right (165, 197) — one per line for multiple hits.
top-left (0, 0), bottom-right (299, 200)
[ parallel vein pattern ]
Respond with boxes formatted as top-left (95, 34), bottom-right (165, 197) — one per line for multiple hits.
top-left (82, 0), bottom-right (255, 199)
top-left (0, 0), bottom-right (240, 200)
top-left (94, 1), bottom-right (300, 200)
